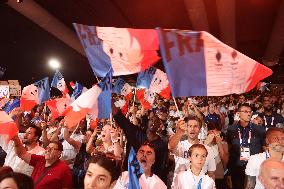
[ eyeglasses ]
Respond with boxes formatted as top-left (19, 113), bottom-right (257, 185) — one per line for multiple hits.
top-left (239, 110), bottom-right (252, 113)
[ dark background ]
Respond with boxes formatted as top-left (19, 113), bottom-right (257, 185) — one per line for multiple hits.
top-left (0, 0), bottom-right (283, 88)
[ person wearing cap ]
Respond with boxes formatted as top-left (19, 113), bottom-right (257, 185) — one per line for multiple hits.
top-left (11, 135), bottom-right (72, 189)
top-left (245, 128), bottom-right (284, 189)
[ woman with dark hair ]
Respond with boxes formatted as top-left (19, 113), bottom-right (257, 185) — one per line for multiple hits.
top-left (0, 168), bottom-right (34, 189)
top-left (84, 152), bottom-right (121, 189)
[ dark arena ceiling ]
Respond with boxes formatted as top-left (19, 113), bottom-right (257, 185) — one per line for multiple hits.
top-left (0, 0), bottom-right (283, 87)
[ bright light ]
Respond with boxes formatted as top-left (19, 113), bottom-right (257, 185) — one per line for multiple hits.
top-left (48, 58), bottom-right (61, 70)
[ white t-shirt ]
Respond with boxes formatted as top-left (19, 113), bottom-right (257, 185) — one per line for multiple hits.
top-left (0, 134), bottom-right (45, 176)
top-left (245, 152), bottom-right (284, 189)
top-left (113, 171), bottom-right (167, 189)
top-left (173, 169), bottom-right (216, 189)
top-left (61, 132), bottom-right (84, 169)
top-left (173, 140), bottom-right (216, 174)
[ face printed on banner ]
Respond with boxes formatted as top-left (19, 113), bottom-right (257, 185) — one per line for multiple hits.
top-left (149, 69), bottom-right (169, 94)
top-left (96, 27), bottom-right (143, 72)
top-left (145, 90), bottom-right (156, 105)
top-left (21, 84), bottom-right (39, 104)
top-left (56, 98), bottom-right (71, 113)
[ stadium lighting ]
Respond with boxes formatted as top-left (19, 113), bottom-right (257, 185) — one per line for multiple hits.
top-left (48, 58), bottom-right (61, 70)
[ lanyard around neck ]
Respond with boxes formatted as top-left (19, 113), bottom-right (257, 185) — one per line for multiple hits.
top-left (197, 177), bottom-right (203, 189)
top-left (238, 125), bottom-right (252, 146)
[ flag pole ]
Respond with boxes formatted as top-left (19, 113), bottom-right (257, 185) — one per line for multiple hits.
top-left (132, 88), bottom-right (136, 107)
top-left (172, 97), bottom-right (182, 118)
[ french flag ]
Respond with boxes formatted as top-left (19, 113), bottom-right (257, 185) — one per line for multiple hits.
top-left (135, 88), bottom-right (156, 110)
top-left (137, 67), bottom-right (171, 99)
top-left (3, 98), bottom-right (20, 114)
top-left (63, 72), bottom-right (112, 128)
top-left (0, 98), bottom-right (10, 109)
top-left (73, 24), bottom-right (160, 77)
top-left (158, 29), bottom-right (273, 97)
top-left (51, 71), bottom-right (69, 96)
top-left (113, 78), bottom-right (133, 101)
top-left (0, 110), bottom-right (18, 142)
top-left (114, 98), bottom-right (129, 115)
top-left (45, 97), bottom-right (72, 119)
top-left (20, 77), bottom-right (50, 111)
top-left (71, 82), bottom-right (87, 100)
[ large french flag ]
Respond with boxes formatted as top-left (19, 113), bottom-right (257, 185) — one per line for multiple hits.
top-left (73, 23), bottom-right (160, 77)
top-left (20, 77), bottom-right (50, 111)
top-left (63, 72), bottom-right (112, 128)
top-left (158, 29), bottom-right (273, 97)
top-left (51, 71), bottom-right (69, 96)
top-left (0, 110), bottom-right (18, 142)
top-left (137, 67), bottom-right (171, 99)
top-left (113, 78), bottom-right (133, 101)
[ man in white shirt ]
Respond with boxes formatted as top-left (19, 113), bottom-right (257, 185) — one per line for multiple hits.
top-left (245, 127), bottom-right (284, 189)
top-left (169, 116), bottom-right (216, 179)
top-left (0, 125), bottom-right (45, 175)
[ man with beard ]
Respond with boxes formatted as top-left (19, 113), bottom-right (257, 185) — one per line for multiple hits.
top-left (11, 139), bottom-right (72, 189)
top-left (245, 128), bottom-right (284, 189)
top-left (168, 116), bottom-right (216, 179)
top-left (112, 104), bottom-right (168, 183)
top-left (0, 125), bottom-right (45, 176)
top-left (259, 100), bottom-right (284, 128)
top-left (226, 103), bottom-right (266, 189)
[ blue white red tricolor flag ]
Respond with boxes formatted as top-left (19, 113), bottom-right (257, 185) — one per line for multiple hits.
top-left (137, 67), bottom-right (171, 99)
top-left (51, 71), bottom-right (69, 96)
top-left (73, 23), bottom-right (160, 77)
top-left (128, 147), bottom-right (143, 189)
top-left (113, 78), bottom-right (133, 101)
top-left (63, 71), bottom-right (112, 128)
top-left (45, 97), bottom-right (72, 119)
top-left (20, 77), bottom-right (50, 111)
top-left (158, 29), bottom-right (273, 97)
top-left (135, 88), bottom-right (156, 110)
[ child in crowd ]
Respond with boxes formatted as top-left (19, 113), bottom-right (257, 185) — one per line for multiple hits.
top-left (173, 144), bottom-right (216, 189)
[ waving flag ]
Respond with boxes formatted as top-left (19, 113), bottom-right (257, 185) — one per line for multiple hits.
top-left (63, 72), bottom-right (112, 128)
top-left (20, 77), bottom-right (50, 111)
top-left (0, 110), bottom-right (18, 142)
top-left (71, 82), bottom-right (84, 100)
top-left (3, 98), bottom-right (20, 114)
top-left (73, 23), bottom-right (160, 77)
top-left (114, 98), bottom-right (129, 115)
top-left (256, 82), bottom-right (269, 92)
top-left (158, 29), bottom-right (273, 97)
top-left (128, 147), bottom-right (143, 189)
top-left (51, 71), bottom-right (69, 96)
top-left (45, 97), bottom-right (72, 118)
top-left (113, 78), bottom-right (133, 101)
top-left (137, 67), bottom-right (171, 99)
top-left (135, 89), bottom-right (156, 110)
top-left (69, 81), bottom-right (76, 89)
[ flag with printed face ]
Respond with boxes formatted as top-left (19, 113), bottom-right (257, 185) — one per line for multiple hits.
top-left (158, 29), bottom-right (273, 97)
top-left (137, 67), bottom-right (171, 99)
top-left (63, 71), bottom-right (112, 128)
top-left (45, 97), bottom-right (72, 119)
top-left (51, 71), bottom-right (69, 96)
top-left (73, 23), bottom-right (160, 77)
top-left (3, 98), bottom-right (20, 114)
top-left (0, 98), bottom-right (10, 109)
top-left (20, 77), bottom-right (50, 111)
top-left (128, 147), bottom-right (143, 189)
top-left (0, 110), bottom-right (18, 142)
top-left (114, 98), bottom-right (129, 115)
top-left (135, 88), bottom-right (156, 110)
top-left (113, 78), bottom-right (133, 101)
